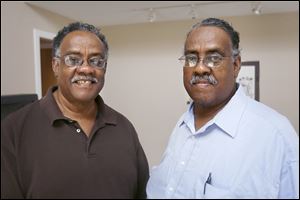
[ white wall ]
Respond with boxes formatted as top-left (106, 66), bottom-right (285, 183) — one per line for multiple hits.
top-left (101, 13), bottom-right (299, 167)
top-left (1, 2), bottom-right (298, 168)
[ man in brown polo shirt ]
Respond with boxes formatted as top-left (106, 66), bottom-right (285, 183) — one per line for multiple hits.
top-left (1, 22), bottom-right (149, 199)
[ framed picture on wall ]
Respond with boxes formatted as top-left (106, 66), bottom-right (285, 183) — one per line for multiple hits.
top-left (237, 61), bottom-right (260, 101)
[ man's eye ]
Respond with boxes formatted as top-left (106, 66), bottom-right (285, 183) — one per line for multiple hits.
top-left (67, 56), bottom-right (81, 64)
top-left (89, 58), bottom-right (102, 65)
top-left (186, 56), bottom-right (197, 63)
top-left (207, 55), bottom-right (222, 62)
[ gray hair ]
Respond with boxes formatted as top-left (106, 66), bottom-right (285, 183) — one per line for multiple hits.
top-left (186, 18), bottom-right (240, 57)
top-left (52, 22), bottom-right (109, 59)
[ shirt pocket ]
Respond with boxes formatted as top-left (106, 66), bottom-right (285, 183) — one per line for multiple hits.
top-left (194, 176), bottom-right (233, 199)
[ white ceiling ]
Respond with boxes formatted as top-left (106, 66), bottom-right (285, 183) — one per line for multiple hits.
top-left (26, 1), bottom-right (299, 26)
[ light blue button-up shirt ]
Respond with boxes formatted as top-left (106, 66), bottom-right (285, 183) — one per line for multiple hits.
top-left (147, 85), bottom-right (299, 199)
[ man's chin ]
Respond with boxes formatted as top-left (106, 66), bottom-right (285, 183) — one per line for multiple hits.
top-left (70, 85), bottom-right (102, 101)
top-left (191, 96), bottom-right (214, 108)
top-left (70, 91), bottom-right (99, 103)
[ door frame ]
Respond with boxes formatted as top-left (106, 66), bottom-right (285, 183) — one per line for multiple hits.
top-left (33, 29), bottom-right (55, 99)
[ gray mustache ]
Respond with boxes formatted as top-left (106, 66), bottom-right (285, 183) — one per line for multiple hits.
top-left (71, 76), bottom-right (98, 83)
top-left (190, 74), bottom-right (218, 85)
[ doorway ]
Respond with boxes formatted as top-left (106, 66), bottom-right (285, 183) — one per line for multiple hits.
top-left (40, 38), bottom-right (56, 97)
top-left (33, 29), bottom-right (56, 99)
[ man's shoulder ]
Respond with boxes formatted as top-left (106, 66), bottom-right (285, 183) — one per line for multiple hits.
top-left (102, 103), bottom-right (135, 127)
top-left (1, 100), bottom-right (42, 140)
top-left (245, 99), bottom-right (298, 141)
top-left (247, 99), bottom-right (291, 126)
top-left (2, 100), bottom-right (40, 125)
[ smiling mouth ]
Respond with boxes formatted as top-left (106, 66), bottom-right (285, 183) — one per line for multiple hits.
top-left (72, 80), bottom-right (97, 87)
top-left (75, 80), bottom-right (95, 84)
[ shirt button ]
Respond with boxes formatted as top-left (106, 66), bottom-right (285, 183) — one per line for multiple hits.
top-left (76, 129), bottom-right (81, 133)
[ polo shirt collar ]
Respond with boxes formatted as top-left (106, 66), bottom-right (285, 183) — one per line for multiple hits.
top-left (39, 86), bottom-right (117, 126)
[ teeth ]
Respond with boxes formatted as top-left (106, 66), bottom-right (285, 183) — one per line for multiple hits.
top-left (77, 80), bottom-right (91, 85)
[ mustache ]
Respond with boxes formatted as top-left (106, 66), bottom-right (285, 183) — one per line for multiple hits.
top-left (71, 76), bottom-right (98, 83)
top-left (190, 74), bottom-right (218, 85)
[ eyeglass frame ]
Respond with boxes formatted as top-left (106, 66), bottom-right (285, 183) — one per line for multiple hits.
top-left (178, 53), bottom-right (234, 69)
top-left (55, 54), bottom-right (107, 69)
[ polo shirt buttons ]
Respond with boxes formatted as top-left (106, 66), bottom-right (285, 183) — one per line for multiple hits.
top-left (76, 129), bottom-right (81, 133)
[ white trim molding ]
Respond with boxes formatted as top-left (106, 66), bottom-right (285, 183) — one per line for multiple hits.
top-left (33, 29), bottom-right (55, 99)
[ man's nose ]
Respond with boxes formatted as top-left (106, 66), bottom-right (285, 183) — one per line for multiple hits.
top-left (194, 59), bottom-right (211, 73)
top-left (76, 60), bottom-right (94, 73)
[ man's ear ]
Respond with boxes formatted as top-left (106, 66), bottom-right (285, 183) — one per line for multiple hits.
top-left (103, 62), bottom-right (107, 73)
top-left (52, 58), bottom-right (59, 78)
top-left (233, 55), bottom-right (241, 79)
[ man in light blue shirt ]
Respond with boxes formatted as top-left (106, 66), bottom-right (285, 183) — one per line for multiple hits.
top-left (146, 18), bottom-right (299, 199)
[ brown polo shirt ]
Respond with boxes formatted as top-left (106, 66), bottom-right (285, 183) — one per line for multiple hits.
top-left (1, 86), bottom-right (149, 199)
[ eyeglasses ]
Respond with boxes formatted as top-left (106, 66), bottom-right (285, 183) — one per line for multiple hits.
top-left (179, 53), bottom-right (232, 69)
top-left (57, 54), bottom-right (107, 69)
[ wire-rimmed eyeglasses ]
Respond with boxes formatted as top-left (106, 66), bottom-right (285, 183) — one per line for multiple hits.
top-left (56, 54), bottom-right (107, 69)
top-left (179, 53), bottom-right (232, 68)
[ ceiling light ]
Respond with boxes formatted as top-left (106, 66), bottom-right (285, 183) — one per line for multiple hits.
top-left (252, 2), bottom-right (262, 15)
top-left (148, 8), bottom-right (156, 23)
top-left (189, 4), bottom-right (198, 20)
top-left (134, 2), bottom-right (242, 23)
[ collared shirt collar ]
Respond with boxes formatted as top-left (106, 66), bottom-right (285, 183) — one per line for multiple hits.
top-left (179, 84), bottom-right (248, 138)
top-left (39, 86), bottom-right (117, 126)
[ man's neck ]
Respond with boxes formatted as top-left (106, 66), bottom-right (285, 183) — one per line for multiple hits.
top-left (53, 90), bottom-right (97, 120)
top-left (193, 84), bottom-right (237, 130)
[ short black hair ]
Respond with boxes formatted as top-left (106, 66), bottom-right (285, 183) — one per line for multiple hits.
top-left (186, 18), bottom-right (240, 56)
top-left (52, 22), bottom-right (109, 58)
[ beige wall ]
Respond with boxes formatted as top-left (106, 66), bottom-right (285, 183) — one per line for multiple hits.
top-left (1, 2), bottom-right (298, 168)
top-left (1, 2), bottom-right (72, 95)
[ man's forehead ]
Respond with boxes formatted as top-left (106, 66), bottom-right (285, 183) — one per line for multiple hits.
top-left (187, 26), bottom-right (230, 41)
top-left (62, 31), bottom-right (100, 43)
top-left (185, 26), bottom-right (232, 50)
top-left (60, 31), bottom-right (104, 52)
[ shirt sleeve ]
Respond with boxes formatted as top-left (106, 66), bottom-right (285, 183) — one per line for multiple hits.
top-left (135, 141), bottom-right (149, 199)
top-left (130, 124), bottom-right (149, 199)
top-left (1, 117), bottom-right (24, 198)
top-left (279, 160), bottom-right (299, 199)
